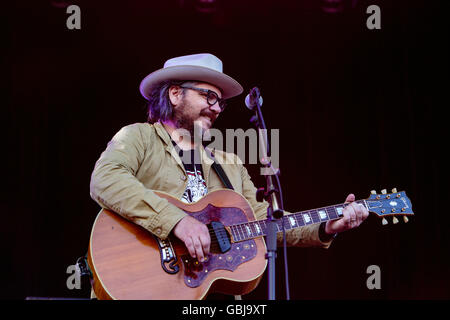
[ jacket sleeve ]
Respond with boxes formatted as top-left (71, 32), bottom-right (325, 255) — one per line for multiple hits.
top-left (238, 158), bottom-right (333, 248)
top-left (89, 124), bottom-right (187, 239)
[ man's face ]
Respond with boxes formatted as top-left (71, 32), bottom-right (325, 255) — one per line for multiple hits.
top-left (172, 82), bottom-right (223, 135)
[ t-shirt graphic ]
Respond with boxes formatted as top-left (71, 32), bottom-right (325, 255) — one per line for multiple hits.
top-left (182, 165), bottom-right (208, 203)
top-left (171, 141), bottom-right (208, 204)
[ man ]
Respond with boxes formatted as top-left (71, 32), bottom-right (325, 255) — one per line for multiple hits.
top-left (89, 53), bottom-right (368, 297)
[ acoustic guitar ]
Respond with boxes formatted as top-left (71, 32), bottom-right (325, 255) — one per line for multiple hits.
top-left (87, 188), bottom-right (413, 300)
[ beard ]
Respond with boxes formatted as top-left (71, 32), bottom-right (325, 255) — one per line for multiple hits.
top-left (172, 97), bottom-right (217, 143)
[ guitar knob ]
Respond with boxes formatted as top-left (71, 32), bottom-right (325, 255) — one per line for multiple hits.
top-left (403, 216), bottom-right (409, 223)
top-left (371, 190), bottom-right (377, 195)
top-left (381, 189), bottom-right (387, 194)
top-left (391, 188), bottom-right (397, 193)
top-left (382, 218), bottom-right (388, 225)
top-left (392, 216), bottom-right (399, 224)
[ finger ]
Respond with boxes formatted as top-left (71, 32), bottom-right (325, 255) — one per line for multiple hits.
top-left (358, 203), bottom-right (369, 222)
top-left (350, 202), bottom-right (363, 226)
top-left (184, 237), bottom-right (196, 259)
top-left (192, 237), bottom-right (205, 262)
top-left (345, 204), bottom-right (357, 228)
top-left (358, 203), bottom-right (365, 225)
top-left (357, 203), bottom-right (369, 224)
top-left (345, 193), bottom-right (355, 203)
top-left (364, 207), bottom-right (369, 219)
top-left (199, 232), bottom-right (211, 258)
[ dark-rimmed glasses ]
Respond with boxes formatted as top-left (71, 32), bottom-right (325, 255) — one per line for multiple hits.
top-left (180, 85), bottom-right (227, 111)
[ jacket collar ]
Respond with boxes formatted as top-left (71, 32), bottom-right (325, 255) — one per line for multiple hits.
top-left (153, 122), bottom-right (215, 180)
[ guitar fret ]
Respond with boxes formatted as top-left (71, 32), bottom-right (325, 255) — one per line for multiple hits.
top-left (293, 214), bottom-right (301, 227)
top-left (326, 206), bottom-right (340, 220)
top-left (236, 225), bottom-right (244, 241)
top-left (255, 221), bottom-right (263, 235)
top-left (230, 226), bottom-right (238, 241)
top-left (233, 225), bottom-right (241, 242)
top-left (293, 213), bottom-right (306, 227)
top-left (331, 206), bottom-right (343, 218)
top-left (284, 217), bottom-right (291, 229)
top-left (239, 224), bottom-right (247, 240)
top-left (256, 222), bottom-right (262, 236)
top-left (251, 221), bottom-right (258, 236)
top-left (317, 208), bottom-right (329, 221)
top-left (287, 215), bottom-right (298, 229)
top-left (251, 221), bottom-right (260, 236)
top-left (280, 217), bottom-right (288, 230)
top-left (243, 224), bottom-right (250, 240)
top-left (304, 212), bottom-right (313, 225)
top-left (310, 210), bottom-right (321, 224)
top-left (248, 224), bottom-right (254, 238)
top-left (247, 222), bottom-right (255, 237)
top-left (241, 224), bottom-right (248, 239)
top-left (227, 196), bottom-right (412, 244)
top-left (233, 225), bottom-right (239, 241)
top-left (229, 201), bottom-right (367, 243)
top-left (260, 220), bottom-right (267, 235)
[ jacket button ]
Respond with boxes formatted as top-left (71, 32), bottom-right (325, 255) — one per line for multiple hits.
top-left (180, 175), bottom-right (186, 181)
top-left (155, 227), bottom-right (162, 235)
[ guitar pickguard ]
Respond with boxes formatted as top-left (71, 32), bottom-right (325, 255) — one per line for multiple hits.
top-left (182, 239), bottom-right (257, 288)
top-left (180, 204), bottom-right (258, 288)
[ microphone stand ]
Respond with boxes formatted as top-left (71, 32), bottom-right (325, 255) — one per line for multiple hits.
top-left (248, 87), bottom-right (284, 300)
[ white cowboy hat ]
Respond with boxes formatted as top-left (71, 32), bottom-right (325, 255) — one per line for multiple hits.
top-left (139, 53), bottom-right (243, 100)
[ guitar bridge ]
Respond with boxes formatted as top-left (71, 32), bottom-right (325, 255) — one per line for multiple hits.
top-left (154, 235), bottom-right (179, 274)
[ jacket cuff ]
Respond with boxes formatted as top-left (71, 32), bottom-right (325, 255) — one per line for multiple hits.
top-left (146, 203), bottom-right (187, 239)
top-left (319, 222), bottom-right (338, 242)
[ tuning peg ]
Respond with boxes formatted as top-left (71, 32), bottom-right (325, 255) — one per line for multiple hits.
top-left (392, 216), bottom-right (399, 224)
top-left (382, 218), bottom-right (388, 225)
top-left (403, 216), bottom-right (409, 223)
top-left (381, 189), bottom-right (387, 194)
top-left (391, 188), bottom-right (397, 193)
top-left (371, 190), bottom-right (377, 195)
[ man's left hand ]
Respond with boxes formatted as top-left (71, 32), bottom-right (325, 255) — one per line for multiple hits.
top-left (325, 193), bottom-right (369, 235)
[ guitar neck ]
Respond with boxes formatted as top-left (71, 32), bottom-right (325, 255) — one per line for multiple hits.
top-left (228, 200), bottom-right (367, 243)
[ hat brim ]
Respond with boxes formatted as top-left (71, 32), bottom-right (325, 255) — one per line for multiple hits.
top-left (139, 65), bottom-right (243, 100)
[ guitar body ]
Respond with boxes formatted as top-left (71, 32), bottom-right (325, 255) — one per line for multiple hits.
top-left (87, 189), bottom-right (267, 300)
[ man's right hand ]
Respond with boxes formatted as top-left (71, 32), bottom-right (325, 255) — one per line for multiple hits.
top-left (173, 215), bottom-right (211, 262)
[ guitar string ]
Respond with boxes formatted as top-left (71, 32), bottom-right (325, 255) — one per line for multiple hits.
top-left (204, 218), bottom-right (321, 245)
top-left (179, 198), bottom-right (409, 254)
top-left (192, 200), bottom-right (370, 247)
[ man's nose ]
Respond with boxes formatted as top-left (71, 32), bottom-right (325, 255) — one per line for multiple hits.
top-left (209, 101), bottom-right (222, 114)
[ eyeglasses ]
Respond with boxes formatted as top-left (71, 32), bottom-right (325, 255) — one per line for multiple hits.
top-left (180, 85), bottom-right (227, 111)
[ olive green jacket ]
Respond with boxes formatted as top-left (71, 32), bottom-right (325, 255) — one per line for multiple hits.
top-left (89, 122), bottom-right (332, 248)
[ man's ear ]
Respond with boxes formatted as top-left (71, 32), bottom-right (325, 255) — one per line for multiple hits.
top-left (168, 85), bottom-right (183, 108)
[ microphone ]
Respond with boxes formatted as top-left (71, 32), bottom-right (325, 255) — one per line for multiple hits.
top-left (245, 87), bottom-right (263, 110)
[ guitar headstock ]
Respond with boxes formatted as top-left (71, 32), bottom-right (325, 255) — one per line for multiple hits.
top-left (366, 188), bottom-right (414, 225)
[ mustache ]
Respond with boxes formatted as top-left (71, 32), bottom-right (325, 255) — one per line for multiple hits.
top-left (200, 109), bottom-right (218, 122)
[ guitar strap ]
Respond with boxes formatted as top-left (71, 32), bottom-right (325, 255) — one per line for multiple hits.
top-left (204, 146), bottom-right (234, 190)
top-left (211, 161), bottom-right (234, 190)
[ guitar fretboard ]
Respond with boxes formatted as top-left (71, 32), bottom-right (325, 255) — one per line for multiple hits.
top-left (229, 200), bottom-right (367, 242)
